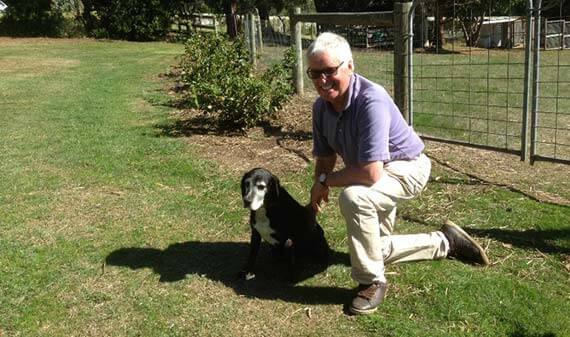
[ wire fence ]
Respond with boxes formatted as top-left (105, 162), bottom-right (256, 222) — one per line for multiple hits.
top-left (413, 0), bottom-right (569, 164)
top-left (179, 0), bottom-right (570, 165)
top-left (413, 7), bottom-right (529, 156)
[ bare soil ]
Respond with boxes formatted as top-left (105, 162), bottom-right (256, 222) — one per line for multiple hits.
top-left (165, 91), bottom-right (570, 206)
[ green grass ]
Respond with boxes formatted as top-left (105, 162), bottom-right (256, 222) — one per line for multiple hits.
top-left (271, 44), bottom-right (569, 159)
top-left (1, 38), bottom-right (569, 337)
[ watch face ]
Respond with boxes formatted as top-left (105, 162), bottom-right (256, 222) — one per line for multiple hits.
top-left (319, 173), bottom-right (326, 183)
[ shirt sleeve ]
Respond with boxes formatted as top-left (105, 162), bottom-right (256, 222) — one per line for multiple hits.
top-left (357, 93), bottom-right (391, 163)
top-left (312, 100), bottom-right (336, 158)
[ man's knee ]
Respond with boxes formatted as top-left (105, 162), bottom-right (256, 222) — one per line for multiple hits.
top-left (338, 186), bottom-right (367, 217)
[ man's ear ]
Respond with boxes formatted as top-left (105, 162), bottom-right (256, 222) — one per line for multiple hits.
top-left (347, 59), bottom-right (355, 74)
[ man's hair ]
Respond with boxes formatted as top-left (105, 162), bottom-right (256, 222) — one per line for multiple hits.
top-left (306, 32), bottom-right (353, 65)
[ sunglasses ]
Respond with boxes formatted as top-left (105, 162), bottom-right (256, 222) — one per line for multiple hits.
top-left (306, 61), bottom-right (345, 80)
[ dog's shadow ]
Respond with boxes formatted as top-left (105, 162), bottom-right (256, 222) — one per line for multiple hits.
top-left (105, 241), bottom-right (353, 305)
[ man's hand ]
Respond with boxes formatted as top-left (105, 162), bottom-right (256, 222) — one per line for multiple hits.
top-left (310, 182), bottom-right (329, 213)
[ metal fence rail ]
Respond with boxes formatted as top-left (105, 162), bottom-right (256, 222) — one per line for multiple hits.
top-left (218, 0), bottom-right (570, 165)
top-left (410, 0), bottom-right (569, 164)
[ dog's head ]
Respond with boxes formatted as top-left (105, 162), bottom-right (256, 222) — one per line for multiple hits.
top-left (241, 168), bottom-right (280, 211)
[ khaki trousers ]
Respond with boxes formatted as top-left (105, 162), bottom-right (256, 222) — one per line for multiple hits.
top-left (338, 154), bottom-right (449, 284)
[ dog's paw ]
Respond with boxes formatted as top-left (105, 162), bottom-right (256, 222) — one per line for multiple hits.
top-left (238, 270), bottom-right (256, 281)
top-left (284, 238), bottom-right (294, 248)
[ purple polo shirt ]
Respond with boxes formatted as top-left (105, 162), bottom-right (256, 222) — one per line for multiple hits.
top-left (312, 73), bottom-right (424, 166)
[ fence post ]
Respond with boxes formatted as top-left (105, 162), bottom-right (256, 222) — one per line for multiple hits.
top-left (247, 13), bottom-right (257, 68)
top-left (530, 0), bottom-right (542, 164)
top-left (255, 8), bottom-right (263, 51)
top-left (521, 0), bottom-right (534, 162)
top-left (394, 1), bottom-right (412, 122)
top-left (291, 7), bottom-right (303, 95)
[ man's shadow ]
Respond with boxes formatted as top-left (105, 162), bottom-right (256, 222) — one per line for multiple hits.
top-left (106, 241), bottom-right (353, 305)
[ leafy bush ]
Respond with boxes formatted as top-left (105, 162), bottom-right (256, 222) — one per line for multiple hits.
top-left (83, 0), bottom-right (175, 41)
top-left (179, 34), bottom-right (295, 131)
top-left (0, 0), bottom-right (66, 37)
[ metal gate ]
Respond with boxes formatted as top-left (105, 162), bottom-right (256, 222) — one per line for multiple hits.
top-left (528, 0), bottom-right (570, 163)
top-left (410, 0), bottom-right (570, 164)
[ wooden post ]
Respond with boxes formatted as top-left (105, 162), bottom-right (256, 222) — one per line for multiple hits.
top-left (225, 0), bottom-right (238, 38)
top-left (248, 13), bottom-right (257, 68)
top-left (291, 7), bottom-right (303, 95)
top-left (255, 8), bottom-right (263, 51)
top-left (394, 1), bottom-right (412, 122)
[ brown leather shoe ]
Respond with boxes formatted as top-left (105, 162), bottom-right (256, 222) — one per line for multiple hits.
top-left (349, 282), bottom-right (388, 315)
top-left (441, 220), bottom-right (490, 266)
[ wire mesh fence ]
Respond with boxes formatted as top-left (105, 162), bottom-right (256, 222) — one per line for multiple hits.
top-left (259, 14), bottom-right (395, 99)
top-left (412, 0), bottom-right (570, 164)
top-left (181, 1), bottom-right (569, 164)
top-left (532, 3), bottom-right (570, 162)
top-left (412, 3), bottom-right (529, 155)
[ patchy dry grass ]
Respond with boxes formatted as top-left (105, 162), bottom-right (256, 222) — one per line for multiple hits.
top-left (0, 39), bottom-right (568, 337)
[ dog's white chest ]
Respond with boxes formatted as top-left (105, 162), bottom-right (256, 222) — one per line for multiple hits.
top-left (253, 208), bottom-right (278, 245)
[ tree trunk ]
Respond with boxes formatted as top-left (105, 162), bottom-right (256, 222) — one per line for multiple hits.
top-left (434, 0), bottom-right (446, 49)
top-left (225, 0), bottom-right (238, 38)
top-left (460, 14), bottom-right (485, 47)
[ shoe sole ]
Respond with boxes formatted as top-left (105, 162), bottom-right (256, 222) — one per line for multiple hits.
top-left (349, 305), bottom-right (378, 315)
top-left (348, 287), bottom-right (387, 315)
top-left (444, 220), bottom-right (490, 266)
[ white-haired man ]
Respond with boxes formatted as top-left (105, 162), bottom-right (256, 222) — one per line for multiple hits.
top-left (307, 32), bottom-right (489, 315)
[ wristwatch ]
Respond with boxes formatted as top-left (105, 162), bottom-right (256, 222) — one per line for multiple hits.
top-left (318, 173), bottom-right (328, 187)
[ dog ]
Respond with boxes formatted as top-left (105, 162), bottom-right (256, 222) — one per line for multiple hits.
top-left (239, 167), bottom-right (330, 281)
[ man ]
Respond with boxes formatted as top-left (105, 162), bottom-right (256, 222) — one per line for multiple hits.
top-left (307, 32), bottom-right (489, 315)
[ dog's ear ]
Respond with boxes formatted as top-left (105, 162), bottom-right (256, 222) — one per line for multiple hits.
top-left (240, 174), bottom-right (247, 195)
top-left (241, 172), bottom-right (252, 208)
top-left (269, 174), bottom-right (280, 202)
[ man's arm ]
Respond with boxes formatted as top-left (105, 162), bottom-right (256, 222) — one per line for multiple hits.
top-left (314, 155), bottom-right (337, 180)
top-left (310, 155), bottom-right (336, 212)
top-left (326, 160), bottom-right (383, 187)
top-left (311, 156), bottom-right (383, 212)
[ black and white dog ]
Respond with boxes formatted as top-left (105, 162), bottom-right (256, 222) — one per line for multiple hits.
top-left (239, 168), bottom-right (330, 281)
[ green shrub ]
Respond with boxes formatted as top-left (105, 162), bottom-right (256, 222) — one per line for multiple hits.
top-left (0, 0), bottom-right (66, 37)
top-left (179, 34), bottom-right (295, 131)
top-left (261, 46), bottom-right (296, 110)
top-left (84, 0), bottom-right (175, 41)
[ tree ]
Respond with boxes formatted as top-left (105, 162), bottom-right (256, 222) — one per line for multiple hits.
top-left (0, 0), bottom-right (65, 36)
top-left (422, 0), bottom-right (526, 49)
top-left (313, 0), bottom-right (392, 12)
top-left (82, 0), bottom-right (185, 40)
top-left (203, 0), bottom-right (308, 38)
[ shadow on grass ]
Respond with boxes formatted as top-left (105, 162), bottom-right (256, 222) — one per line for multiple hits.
top-left (468, 227), bottom-right (570, 255)
top-left (400, 214), bottom-right (570, 255)
top-left (509, 326), bottom-right (557, 337)
top-left (106, 241), bottom-right (353, 305)
top-left (155, 114), bottom-right (314, 165)
top-left (156, 114), bottom-right (221, 138)
top-left (155, 114), bottom-right (313, 140)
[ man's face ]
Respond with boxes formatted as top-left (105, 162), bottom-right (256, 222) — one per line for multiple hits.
top-left (307, 51), bottom-right (353, 109)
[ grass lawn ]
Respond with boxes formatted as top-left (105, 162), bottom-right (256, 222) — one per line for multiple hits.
top-left (1, 38), bottom-right (569, 337)
top-left (264, 44), bottom-right (570, 160)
